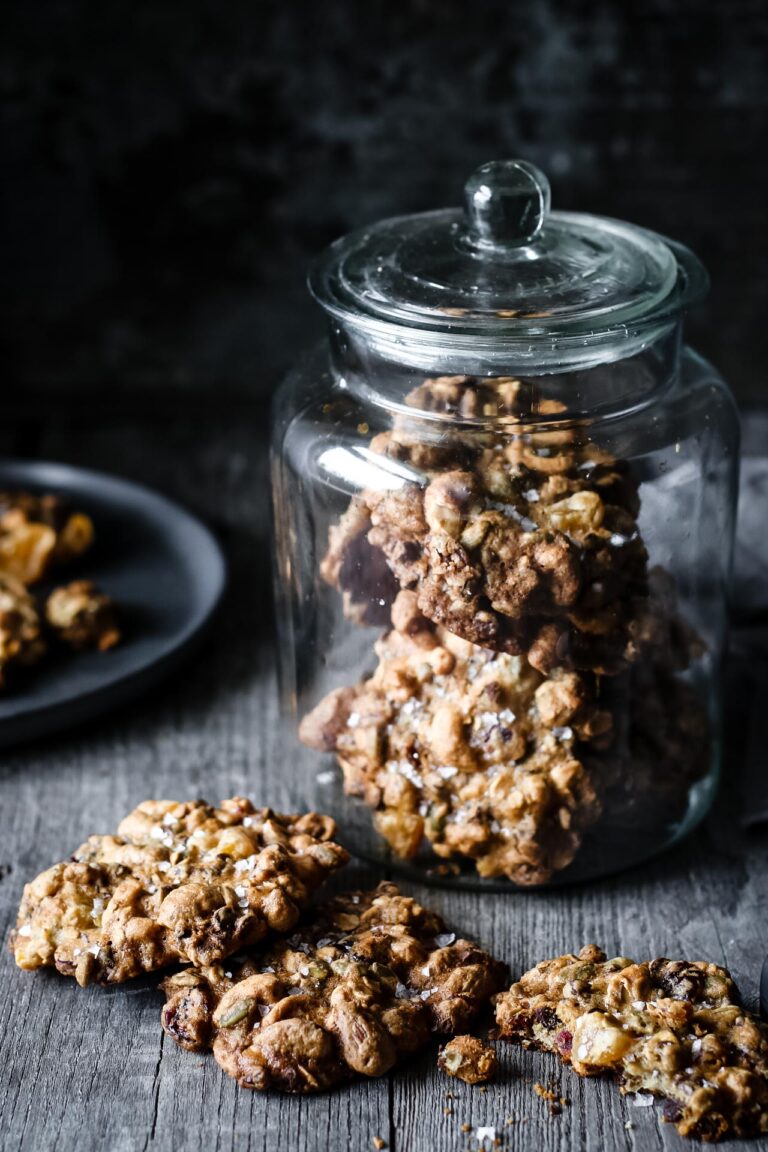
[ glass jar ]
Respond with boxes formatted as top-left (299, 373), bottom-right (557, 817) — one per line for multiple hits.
top-left (271, 160), bottom-right (739, 889)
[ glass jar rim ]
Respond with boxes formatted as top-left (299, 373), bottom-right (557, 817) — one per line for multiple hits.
top-left (308, 160), bottom-right (708, 371)
top-left (311, 223), bottom-right (706, 363)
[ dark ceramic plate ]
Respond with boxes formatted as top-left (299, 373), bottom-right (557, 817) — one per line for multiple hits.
top-left (0, 460), bottom-right (226, 747)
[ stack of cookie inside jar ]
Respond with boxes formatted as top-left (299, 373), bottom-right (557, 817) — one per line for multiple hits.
top-left (272, 160), bottom-right (739, 888)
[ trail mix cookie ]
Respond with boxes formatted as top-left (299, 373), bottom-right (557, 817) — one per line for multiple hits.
top-left (45, 580), bottom-right (121, 651)
top-left (0, 491), bottom-right (94, 585)
top-left (161, 882), bottom-right (506, 1093)
top-left (438, 1034), bottom-right (497, 1084)
top-left (495, 945), bottom-right (768, 1141)
top-left (300, 592), bottom-right (612, 884)
top-left (12, 798), bottom-right (348, 986)
top-left (0, 572), bottom-right (46, 687)
top-left (322, 375), bottom-right (648, 675)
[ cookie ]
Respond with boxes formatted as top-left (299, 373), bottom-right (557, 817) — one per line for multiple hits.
top-left (161, 882), bottom-right (507, 1093)
top-left (12, 798), bottom-right (349, 985)
top-left (0, 490), bottom-right (94, 585)
top-left (0, 572), bottom-right (46, 687)
top-left (45, 580), bottom-right (121, 651)
top-left (322, 376), bottom-right (649, 676)
top-left (300, 592), bottom-right (611, 884)
top-left (495, 945), bottom-right (768, 1141)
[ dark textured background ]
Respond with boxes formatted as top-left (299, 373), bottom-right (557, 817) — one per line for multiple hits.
top-left (2, 0), bottom-right (767, 412)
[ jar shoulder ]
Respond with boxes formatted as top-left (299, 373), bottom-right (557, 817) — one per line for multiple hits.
top-left (272, 341), bottom-right (741, 457)
top-left (272, 343), bottom-right (335, 433)
top-left (680, 346), bottom-right (740, 432)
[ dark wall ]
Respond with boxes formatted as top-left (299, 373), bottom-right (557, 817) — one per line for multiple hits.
top-left (2, 0), bottom-right (767, 409)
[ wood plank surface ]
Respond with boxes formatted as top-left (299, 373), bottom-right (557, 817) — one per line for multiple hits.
top-left (0, 416), bottom-right (766, 1152)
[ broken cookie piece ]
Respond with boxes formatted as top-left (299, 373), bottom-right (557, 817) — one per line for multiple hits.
top-left (319, 500), bottom-right (399, 627)
top-left (0, 491), bottom-right (94, 584)
top-left (45, 580), bottom-right (121, 651)
top-left (438, 1035), bottom-right (497, 1084)
top-left (300, 592), bottom-right (610, 884)
top-left (161, 881), bottom-right (507, 1093)
top-left (0, 572), bottom-right (46, 687)
top-left (495, 945), bottom-right (768, 1141)
top-left (12, 798), bottom-right (348, 985)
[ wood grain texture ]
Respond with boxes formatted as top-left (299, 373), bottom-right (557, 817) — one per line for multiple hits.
top-left (1, 417), bottom-right (767, 1152)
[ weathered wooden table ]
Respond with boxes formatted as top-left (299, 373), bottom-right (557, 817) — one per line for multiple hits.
top-left (1, 410), bottom-right (766, 1152)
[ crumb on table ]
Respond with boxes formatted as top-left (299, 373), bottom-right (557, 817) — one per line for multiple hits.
top-left (533, 1080), bottom-right (569, 1116)
top-left (438, 1035), bottom-right (497, 1085)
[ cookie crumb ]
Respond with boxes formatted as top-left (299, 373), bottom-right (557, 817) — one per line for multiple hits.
top-left (438, 1035), bottom-right (497, 1085)
top-left (533, 1081), bottom-right (569, 1116)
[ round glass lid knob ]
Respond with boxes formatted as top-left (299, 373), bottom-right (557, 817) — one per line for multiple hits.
top-left (463, 159), bottom-right (552, 249)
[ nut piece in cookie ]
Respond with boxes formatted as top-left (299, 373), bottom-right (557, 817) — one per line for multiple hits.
top-left (438, 1035), bottom-right (497, 1084)
top-left (0, 491), bottom-right (94, 584)
top-left (0, 572), bottom-right (46, 687)
top-left (300, 593), bottom-right (610, 884)
top-left (12, 798), bottom-right (348, 986)
top-left (495, 945), bottom-right (768, 1141)
top-left (45, 580), bottom-right (121, 651)
top-left (161, 882), bottom-right (507, 1093)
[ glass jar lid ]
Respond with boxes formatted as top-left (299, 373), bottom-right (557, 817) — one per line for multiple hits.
top-left (309, 160), bottom-right (707, 361)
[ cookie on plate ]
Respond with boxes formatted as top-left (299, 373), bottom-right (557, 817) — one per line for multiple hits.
top-left (495, 944), bottom-right (768, 1141)
top-left (161, 881), bottom-right (507, 1093)
top-left (0, 491), bottom-right (94, 585)
top-left (45, 580), bottom-right (121, 651)
top-left (12, 798), bottom-right (349, 985)
top-left (0, 572), bottom-right (46, 687)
